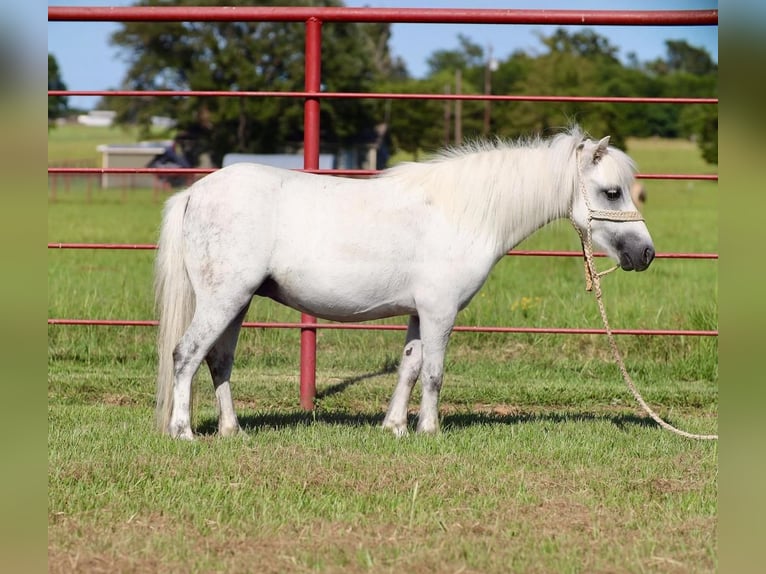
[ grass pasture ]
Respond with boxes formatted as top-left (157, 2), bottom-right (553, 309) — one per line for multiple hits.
top-left (48, 129), bottom-right (718, 573)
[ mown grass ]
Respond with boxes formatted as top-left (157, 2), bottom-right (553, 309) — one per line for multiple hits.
top-left (48, 132), bottom-right (718, 573)
top-left (49, 402), bottom-right (716, 573)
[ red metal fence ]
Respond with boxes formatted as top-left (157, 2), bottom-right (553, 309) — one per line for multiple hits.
top-left (48, 6), bottom-right (718, 409)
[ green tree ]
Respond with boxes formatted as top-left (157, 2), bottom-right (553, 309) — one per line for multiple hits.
top-left (382, 75), bottom-right (455, 159)
top-left (106, 0), bottom-right (399, 166)
top-left (644, 40), bottom-right (717, 161)
top-left (649, 39), bottom-right (717, 76)
top-left (421, 36), bottom-right (490, 145)
top-left (48, 54), bottom-right (68, 127)
top-left (374, 34), bottom-right (489, 156)
top-left (382, 27), bottom-right (719, 165)
top-left (426, 34), bottom-right (484, 78)
top-left (498, 29), bottom-right (629, 147)
top-left (543, 27), bottom-right (620, 62)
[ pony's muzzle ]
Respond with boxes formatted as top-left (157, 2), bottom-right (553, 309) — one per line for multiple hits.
top-left (620, 244), bottom-right (655, 272)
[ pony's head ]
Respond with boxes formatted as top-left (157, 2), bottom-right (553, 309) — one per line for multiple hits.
top-left (569, 136), bottom-right (655, 272)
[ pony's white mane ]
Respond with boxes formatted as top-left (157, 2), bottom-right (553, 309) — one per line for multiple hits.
top-left (380, 125), bottom-right (590, 250)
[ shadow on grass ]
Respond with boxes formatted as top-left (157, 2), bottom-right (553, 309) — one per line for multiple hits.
top-left (221, 410), bottom-right (660, 433)
top-left (441, 410), bottom-right (660, 431)
top-left (194, 361), bottom-right (665, 436)
top-left (315, 361), bottom-right (398, 401)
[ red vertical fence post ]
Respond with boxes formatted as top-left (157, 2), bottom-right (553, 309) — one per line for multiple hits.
top-left (300, 17), bottom-right (322, 410)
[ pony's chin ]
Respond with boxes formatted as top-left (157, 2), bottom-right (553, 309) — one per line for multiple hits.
top-left (594, 245), bottom-right (638, 272)
top-left (619, 258), bottom-right (637, 271)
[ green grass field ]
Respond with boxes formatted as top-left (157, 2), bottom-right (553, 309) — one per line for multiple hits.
top-left (48, 125), bottom-right (718, 573)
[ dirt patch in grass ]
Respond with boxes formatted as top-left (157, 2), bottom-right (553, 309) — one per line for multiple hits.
top-left (102, 393), bottom-right (138, 406)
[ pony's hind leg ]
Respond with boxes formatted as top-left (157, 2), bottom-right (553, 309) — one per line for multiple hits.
top-left (382, 316), bottom-right (422, 437)
top-left (205, 303), bottom-right (251, 437)
top-left (169, 294), bottom-right (252, 439)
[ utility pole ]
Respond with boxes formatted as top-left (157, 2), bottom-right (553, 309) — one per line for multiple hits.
top-left (454, 68), bottom-right (462, 146)
top-left (443, 83), bottom-right (451, 147)
top-left (483, 44), bottom-right (498, 137)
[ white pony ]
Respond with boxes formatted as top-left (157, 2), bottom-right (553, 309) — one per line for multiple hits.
top-left (155, 126), bottom-right (654, 439)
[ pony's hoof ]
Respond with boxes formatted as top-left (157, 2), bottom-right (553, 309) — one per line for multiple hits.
top-left (171, 428), bottom-right (194, 440)
top-left (416, 421), bottom-right (440, 435)
top-left (382, 420), bottom-right (409, 437)
top-left (219, 425), bottom-right (244, 438)
top-left (392, 426), bottom-right (409, 438)
top-left (167, 421), bottom-right (194, 440)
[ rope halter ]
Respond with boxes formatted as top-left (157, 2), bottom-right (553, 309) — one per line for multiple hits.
top-left (569, 144), bottom-right (717, 440)
top-left (570, 147), bottom-right (644, 291)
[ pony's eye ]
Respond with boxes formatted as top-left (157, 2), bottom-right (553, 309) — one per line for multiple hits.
top-left (603, 188), bottom-right (621, 201)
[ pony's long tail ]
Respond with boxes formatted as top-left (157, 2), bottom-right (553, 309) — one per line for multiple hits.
top-left (154, 189), bottom-right (195, 433)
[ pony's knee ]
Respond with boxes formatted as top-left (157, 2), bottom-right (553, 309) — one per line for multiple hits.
top-left (400, 340), bottom-right (423, 382)
top-left (402, 340), bottom-right (423, 366)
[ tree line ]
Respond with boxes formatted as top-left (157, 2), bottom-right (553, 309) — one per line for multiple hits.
top-left (49, 0), bottom-right (717, 165)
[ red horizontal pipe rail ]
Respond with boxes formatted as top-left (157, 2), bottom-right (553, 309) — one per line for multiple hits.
top-left (48, 243), bottom-right (157, 250)
top-left (336, 171), bottom-right (720, 180)
top-left (49, 167), bottom-right (212, 177)
top-left (46, 167), bottom-right (719, 181)
top-left (46, 243), bottom-right (718, 260)
top-left (47, 90), bottom-right (718, 106)
top-left (635, 173), bottom-right (717, 181)
top-left (48, 7), bottom-right (717, 26)
top-left (508, 250), bottom-right (718, 260)
top-left (48, 167), bottom-right (366, 177)
top-left (46, 318), bottom-right (717, 337)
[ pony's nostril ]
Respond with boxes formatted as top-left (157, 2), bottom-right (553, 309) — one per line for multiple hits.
top-left (643, 246), bottom-right (655, 265)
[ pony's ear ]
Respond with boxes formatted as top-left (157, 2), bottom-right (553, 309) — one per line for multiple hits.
top-left (592, 136), bottom-right (610, 164)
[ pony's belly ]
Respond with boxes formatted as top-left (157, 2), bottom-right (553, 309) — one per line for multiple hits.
top-left (256, 273), bottom-right (415, 322)
top-left (297, 301), bottom-right (414, 323)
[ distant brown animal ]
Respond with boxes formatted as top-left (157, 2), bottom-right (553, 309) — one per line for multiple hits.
top-left (631, 181), bottom-right (647, 211)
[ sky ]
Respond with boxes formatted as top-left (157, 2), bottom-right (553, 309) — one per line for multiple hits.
top-left (48, 1), bottom-right (718, 110)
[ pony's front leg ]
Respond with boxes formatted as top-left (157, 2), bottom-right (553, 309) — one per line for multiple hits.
top-left (416, 313), bottom-right (455, 434)
top-left (382, 316), bottom-right (422, 437)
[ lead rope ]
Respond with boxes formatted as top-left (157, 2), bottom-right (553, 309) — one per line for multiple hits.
top-left (571, 152), bottom-right (717, 440)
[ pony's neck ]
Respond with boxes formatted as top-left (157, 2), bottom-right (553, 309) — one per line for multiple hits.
top-left (420, 137), bottom-right (578, 255)
top-left (489, 144), bottom-right (576, 253)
